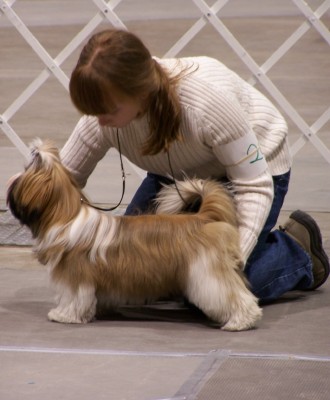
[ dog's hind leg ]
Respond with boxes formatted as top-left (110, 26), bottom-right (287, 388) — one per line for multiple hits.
top-left (185, 249), bottom-right (262, 331)
top-left (48, 283), bottom-right (97, 324)
top-left (219, 278), bottom-right (263, 332)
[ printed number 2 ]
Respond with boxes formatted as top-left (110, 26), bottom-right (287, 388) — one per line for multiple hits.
top-left (247, 144), bottom-right (263, 164)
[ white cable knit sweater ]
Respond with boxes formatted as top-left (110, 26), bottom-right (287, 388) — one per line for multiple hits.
top-left (61, 56), bottom-right (292, 264)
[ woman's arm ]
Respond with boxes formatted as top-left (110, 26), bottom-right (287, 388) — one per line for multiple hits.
top-left (198, 86), bottom-right (274, 264)
top-left (231, 170), bottom-right (274, 263)
top-left (60, 115), bottom-right (113, 188)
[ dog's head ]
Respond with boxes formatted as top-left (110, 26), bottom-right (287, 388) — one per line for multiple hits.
top-left (7, 139), bottom-right (82, 237)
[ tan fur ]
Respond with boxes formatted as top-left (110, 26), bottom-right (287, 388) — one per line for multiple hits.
top-left (7, 139), bottom-right (262, 331)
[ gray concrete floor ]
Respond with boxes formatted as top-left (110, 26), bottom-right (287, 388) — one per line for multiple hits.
top-left (1, 1), bottom-right (330, 399)
top-left (1, 218), bottom-right (330, 400)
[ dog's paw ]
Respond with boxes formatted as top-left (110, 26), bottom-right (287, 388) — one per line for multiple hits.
top-left (221, 306), bottom-right (262, 332)
top-left (221, 319), bottom-right (255, 332)
top-left (48, 308), bottom-right (91, 324)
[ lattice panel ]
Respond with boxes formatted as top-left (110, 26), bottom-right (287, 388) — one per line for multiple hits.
top-left (0, 0), bottom-right (329, 167)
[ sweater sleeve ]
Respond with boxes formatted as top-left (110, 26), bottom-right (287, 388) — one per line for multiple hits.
top-left (231, 170), bottom-right (274, 263)
top-left (211, 128), bottom-right (274, 262)
top-left (60, 115), bottom-right (112, 188)
top-left (198, 87), bottom-right (274, 264)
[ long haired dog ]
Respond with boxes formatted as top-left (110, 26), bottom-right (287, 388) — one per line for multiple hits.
top-left (7, 140), bottom-right (262, 331)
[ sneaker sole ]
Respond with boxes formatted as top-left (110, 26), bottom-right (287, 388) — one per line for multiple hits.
top-left (290, 210), bottom-right (330, 289)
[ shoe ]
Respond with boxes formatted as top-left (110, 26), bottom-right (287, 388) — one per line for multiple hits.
top-left (280, 210), bottom-right (330, 290)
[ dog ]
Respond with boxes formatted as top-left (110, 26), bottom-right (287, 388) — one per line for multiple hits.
top-left (7, 139), bottom-right (262, 331)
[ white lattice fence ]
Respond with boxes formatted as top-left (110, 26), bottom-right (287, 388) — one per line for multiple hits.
top-left (1, 0), bottom-right (330, 205)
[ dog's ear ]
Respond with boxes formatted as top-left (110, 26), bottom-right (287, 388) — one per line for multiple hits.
top-left (6, 175), bottom-right (42, 229)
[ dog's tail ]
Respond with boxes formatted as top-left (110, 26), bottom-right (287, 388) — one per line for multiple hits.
top-left (155, 178), bottom-right (237, 226)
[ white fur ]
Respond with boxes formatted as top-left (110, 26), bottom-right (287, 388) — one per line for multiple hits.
top-left (88, 213), bottom-right (117, 264)
top-left (186, 249), bottom-right (262, 331)
top-left (32, 138), bottom-right (60, 170)
top-left (156, 179), bottom-right (205, 214)
top-left (48, 283), bottom-right (96, 324)
top-left (35, 207), bottom-right (117, 266)
top-left (67, 207), bottom-right (100, 248)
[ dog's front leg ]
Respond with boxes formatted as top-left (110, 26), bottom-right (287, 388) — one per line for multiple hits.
top-left (48, 283), bottom-right (97, 324)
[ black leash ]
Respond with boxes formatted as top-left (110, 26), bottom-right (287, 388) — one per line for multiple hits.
top-left (166, 150), bottom-right (189, 207)
top-left (81, 129), bottom-right (126, 212)
top-left (81, 130), bottom-right (190, 212)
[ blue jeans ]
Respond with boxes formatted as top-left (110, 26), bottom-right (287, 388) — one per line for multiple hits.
top-left (125, 171), bottom-right (313, 302)
top-left (244, 171), bottom-right (313, 302)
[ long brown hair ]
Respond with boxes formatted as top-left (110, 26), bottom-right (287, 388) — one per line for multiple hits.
top-left (69, 29), bottom-right (183, 155)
